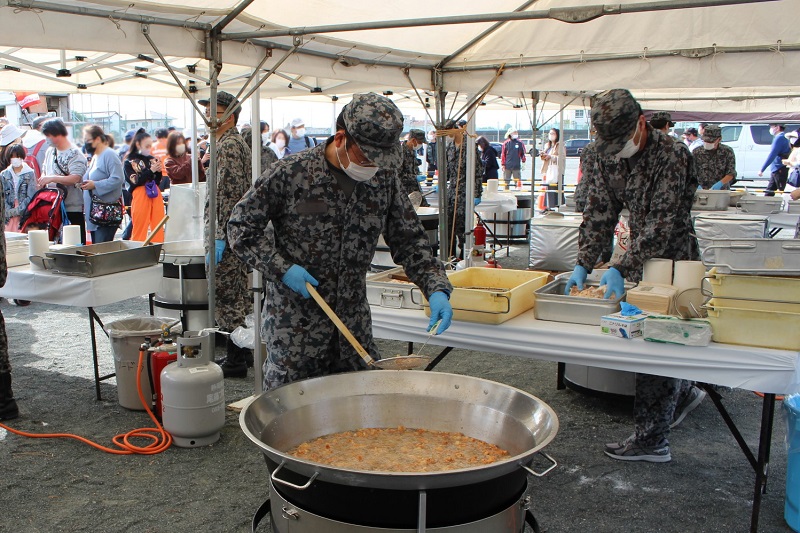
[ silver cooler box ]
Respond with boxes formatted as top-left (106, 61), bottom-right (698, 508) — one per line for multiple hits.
top-left (529, 215), bottom-right (582, 272)
top-left (693, 213), bottom-right (768, 265)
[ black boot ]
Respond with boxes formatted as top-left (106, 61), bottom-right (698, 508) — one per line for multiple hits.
top-left (0, 371), bottom-right (19, 421)
top-left (219, 338), bottom-right (247, 378)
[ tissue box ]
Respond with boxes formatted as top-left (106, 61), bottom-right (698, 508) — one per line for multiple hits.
top-left (643, 315), bottom-right (712, 346)
top-left (600, 312), bottom-right (647, 339)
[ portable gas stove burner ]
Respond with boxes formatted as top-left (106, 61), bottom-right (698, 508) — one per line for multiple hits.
top-left (252, 479), bottom-right (542, 533)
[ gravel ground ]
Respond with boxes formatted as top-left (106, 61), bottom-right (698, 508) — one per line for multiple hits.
top-left (0, 245), bottom-right (794, 533)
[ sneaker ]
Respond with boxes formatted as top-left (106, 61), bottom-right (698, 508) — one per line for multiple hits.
top-left (670, 386), bottom-right (706, 429)
top-left (604, 437), bottom-right (671, 463)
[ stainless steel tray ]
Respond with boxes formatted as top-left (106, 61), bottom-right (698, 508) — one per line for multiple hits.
top-left (38, 241), bottom-right (163, 277)
top-left (736, 196), bottom-right (784, 214)
top-left (366, 267), bottom-right (423, 310)
top-left (534, 279), bottom-right (634, 325)
top-left (701, 238), bottom-right (800, 276)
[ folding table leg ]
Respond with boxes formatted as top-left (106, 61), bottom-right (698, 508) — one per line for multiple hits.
top-left (750, 393), bottom-right (776, 533)
top-left (88, 307), bottom-right (102, 401)
top-left (557, 362), bottom-right (566, 390)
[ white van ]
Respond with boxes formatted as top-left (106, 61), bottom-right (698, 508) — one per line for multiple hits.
top-left (720, 123), bottom-right (799, 183)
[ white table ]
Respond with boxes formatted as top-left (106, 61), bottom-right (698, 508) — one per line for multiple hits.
top-left (370, 306), bottom-right (800, 533)
top-left (0, 264), bottom-right (163, 399)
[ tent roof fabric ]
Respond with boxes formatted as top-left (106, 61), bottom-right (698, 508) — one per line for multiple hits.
top-left (0, 1), bottom-right (798, 112)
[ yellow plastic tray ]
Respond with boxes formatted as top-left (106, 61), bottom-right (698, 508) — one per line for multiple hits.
top-left (422, 268), bottom-right (549, 324)
top-left (706, 298), bottom-right (800, 350)
top-left (705, 268), bottom-right (800, 304)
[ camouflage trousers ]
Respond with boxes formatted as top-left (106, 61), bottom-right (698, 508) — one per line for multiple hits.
top-left (633, 374), bottom-right (692, 446)
top-left (446, 195), bottom-right (468, 259)
top-left (0, 310), bottom-right (8, 373)
top-left (208, 248), bottom-right (249, 332)
top-left (263, 334), bottom-right (369, 391)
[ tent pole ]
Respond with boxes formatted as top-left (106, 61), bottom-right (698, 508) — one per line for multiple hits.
top-left (190, 90), bottom-right (199, 189)
top-left (249, 74), bottom-right (264, 394)
top-left (529, 91), bottom-right (538, 251)
top-left (463, 113), bottom-right (476, 268)
top-left (434, 70), bottom-right (448, 264)
top-left (207, 67), bottom-right (219, 329)
top-left (558, 108), bottom-right (564, 208)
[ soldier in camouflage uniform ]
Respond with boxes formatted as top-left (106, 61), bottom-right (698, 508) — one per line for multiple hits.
top-left (241, 127), bottom-right (279, 177)
top-left (0, 184), bottom-right (18, 420)
top-left (400, 129), bottom-right (428, 207)
top-left (694, 125), bottom-right (737, 190)
top-left (199, 91), bottom-right (253, 378)
top-left (444, 120), bottom-right (483, 260)
top-left (567, 89), bottom-right (704, 463)
top-left (228, 93), bottom-right (453, 391)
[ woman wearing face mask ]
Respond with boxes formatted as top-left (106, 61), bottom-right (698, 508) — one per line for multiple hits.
top-left (0, 144), bottom-right (37, 232)
top-left (540, 128), bottom-right (564, 211)
top-left (124, 128), bottom-right (166, 243)
top-left (476, 136), bottom-right (498, 182)
top-left (270, 130), bottom-right (292, 160)
top-left (164, 131), bottom-right (206, 186)
top-left (79, 125), bottom-right (124, 244)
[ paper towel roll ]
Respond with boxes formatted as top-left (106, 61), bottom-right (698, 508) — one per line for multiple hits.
top-left (642, 258), bottom-right (673, 285)
top-left (62, 225), bottom-right (82, 246)
top-left (28, 230), bottom-right (50, 267)
top-left (486, 179), bottom-right (499, 194)
top-left (673, 261), bottom-right (706, 292)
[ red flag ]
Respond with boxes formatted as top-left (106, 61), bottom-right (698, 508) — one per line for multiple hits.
top-left (15, 92), bottom-right (41, 110)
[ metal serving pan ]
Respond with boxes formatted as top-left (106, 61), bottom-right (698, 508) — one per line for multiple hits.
top-left (701, 238), bottom-right (800, 276)
top-left (36, 241), bottom-right (162, 277)
top-left (534, 278), bottom-right (635, 325)
top-left (693, 190), bottom-right (731, 211)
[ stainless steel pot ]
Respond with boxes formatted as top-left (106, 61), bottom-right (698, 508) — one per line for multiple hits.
top-left (240, 370), bottom-right (558, 491)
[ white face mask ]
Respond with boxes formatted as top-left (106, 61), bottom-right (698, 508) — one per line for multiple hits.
top-left (10, 157), bottom-right (23, 168)
top-left (275, 138), bottom-right (286, 149)
top-left (616, 122), bottom-right (642, 159)
top-left (140, 148), bottom-right (152, 157)
top-left (296, 127), bottom-right (306, 137)
top-left (336, 138), bottom-right (379, 182)
top-left (548, 133), bottom-right (556, 141)
top-left (703, 142), bottom-right (717, 151)
top-left (262, 133), bottom-right (271, 145)
top-left (176, 145), bottom-right (186, 156)
top-left (511, 134), bottom-right (519, 140)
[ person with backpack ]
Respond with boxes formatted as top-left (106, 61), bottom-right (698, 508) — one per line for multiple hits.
top-left (124, 129), bottom-right (166, 243)
top-left (0, 144), bottom-right (37, 232)
top-left (22, 116), bottom-right (50, 179)
top-left (287, 118), bottom-right (318, 153)
top-left (39, 119), bottom-right (88, 244)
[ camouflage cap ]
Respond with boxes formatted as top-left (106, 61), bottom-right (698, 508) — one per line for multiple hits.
top-left (650, 111), bottom-right (675, 127)
top-left (702, 124), bottom-right (721, 141)
top-left (198, 91), bottom-right (241, 115)
top-left (341, 93), bottom-right (403, 168)
top-left (591, 89), bottom-right (642, 157)
top-left (408, 129), bottom-right (427, 144)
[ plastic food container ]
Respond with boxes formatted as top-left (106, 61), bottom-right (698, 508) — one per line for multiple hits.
top-left (706, 298), bottom-right (800, 350)
top-left (421, 268), bottom-right (549, 324)
top-left (737, 195), bottom-right (784, 214)
top-left (534, 279), bottom-right (633, 325)
top-left (788, 202), bottom-right (800, 215)
top-left (701, 239), bottom-right (800, 276)
top-left (366, 267), bottom-right (423, 310)
top-left (704, 268), bottom-right (800, 304)
top-left (693, 190), bottom-right (731, 211)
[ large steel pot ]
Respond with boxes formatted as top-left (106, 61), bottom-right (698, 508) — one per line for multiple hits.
top-left (240, 371), bottom-right (557, 527)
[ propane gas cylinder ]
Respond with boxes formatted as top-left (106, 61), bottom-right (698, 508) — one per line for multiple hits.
top-left (161, 331), bottom-right (225, 448)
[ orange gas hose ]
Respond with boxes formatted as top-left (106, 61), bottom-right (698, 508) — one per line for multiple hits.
top-left (754, 391), bottom-right (785, 401)
top-left (0, 347), bottom-right (172, 454)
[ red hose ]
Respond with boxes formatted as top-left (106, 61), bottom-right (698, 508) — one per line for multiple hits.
top-left (0, 347), bottom-right (172, 455)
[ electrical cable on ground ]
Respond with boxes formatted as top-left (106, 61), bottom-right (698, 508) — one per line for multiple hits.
top-left (0, 346), bottom-right (172, 455)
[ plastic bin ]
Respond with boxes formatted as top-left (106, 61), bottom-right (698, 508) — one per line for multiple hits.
top-left (705, 268), bottom-right (800, 304)
top-left (785, 394), bottom-right (800, 532)
top-left (705, 298), bottom-right (800, 350)
top-left (104, 317), bottom-right (178, 410)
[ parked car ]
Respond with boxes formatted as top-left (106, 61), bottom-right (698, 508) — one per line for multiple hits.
top-left (564, 138), bottom-right (591, 156)
top-left (719, 123), bottom-right (800, 182)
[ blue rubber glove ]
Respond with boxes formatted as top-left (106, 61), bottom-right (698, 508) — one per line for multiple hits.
top-left (474, 198), bottom-right (481, 206)
top-left (427, 291), bottom-right (452, 335)
top-left (564, 265), bottom-right (588, 295)
top-left (600, 267), bottom-right (625, 300)
top-left (710, 180), bottom-right (725, 190)
top-left (416, 174), bottom-right (426, 182)
top-left (215, 239), bottom-right (225, 263)
top-left (432, 185), bottom-right (438, 193)
top-left (281, 265), bottom-right (319, 299)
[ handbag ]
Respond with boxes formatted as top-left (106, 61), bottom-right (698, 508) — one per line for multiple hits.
top-left (144, 180), bottom-right (159, 199)
top-left (89, 195), bottom-right (124, 227)
top-left (789, 167), bottom-right (800, 188)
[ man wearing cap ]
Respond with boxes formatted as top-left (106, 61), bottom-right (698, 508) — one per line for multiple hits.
top-left (22, 117), bottom-right (51, 174)
top-left (198, 91), bottom-right (253, 378)
top-left (400, 129), bottom-right (428, 206)
top-left (228, 93), bottom-right (453, 390)
top-left (445, 119), bottom-right (484, 259)
top-left (649, 111), bottom-right (675, 136)
top-left (684, 127), bottom-right (703, 152)
top-left (759, 123), bottom-right (793, 196)
top-left (695, 125), bottom-right (736, 190)
top-left (565, 89), bottom-right (702, 463)
top-left (501, 128), bottom-right (526, 190)
top-left (288, 118), bottom-right (317, 154)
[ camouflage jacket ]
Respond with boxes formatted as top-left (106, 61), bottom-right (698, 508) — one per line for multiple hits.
top-left (694, 144), bottom-right (736, 189)
top-left (578, 126), bottom-right (699, 281)
top-left (399, 143), bottom-right (423, 197)
top-left (0, 182), bottom-right (5, 288)
top-left (204, 127), bottom-right (251, 242)
top-left (227, 139), bottom-right (451, 362)
top-left (445, 139), bottom-right (483, 201)
top-left (241, 128), bottom-right (279, 177)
